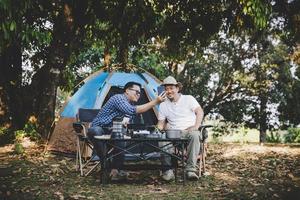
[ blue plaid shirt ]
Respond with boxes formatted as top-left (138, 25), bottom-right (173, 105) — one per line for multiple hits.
top-left (91, 94), bottom-right (136, 127)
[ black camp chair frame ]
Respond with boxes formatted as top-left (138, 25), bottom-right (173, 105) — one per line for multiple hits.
top-left (73, 108), bottom-right (100, 176)
top-left (169, 125), bottom-right (212, 178)
top-left (197, 125), bottom-right (212, 177)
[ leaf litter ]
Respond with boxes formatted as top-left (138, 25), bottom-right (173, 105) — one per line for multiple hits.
top-left (0, 143), bottom-right (300, 199)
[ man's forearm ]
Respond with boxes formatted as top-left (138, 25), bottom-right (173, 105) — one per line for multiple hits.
top-left (136, 99), bottom-right (159, 113)
top-left (157, 120), bottom-right (165, 130)
top-left (194, 107), bottom-right (204, 129)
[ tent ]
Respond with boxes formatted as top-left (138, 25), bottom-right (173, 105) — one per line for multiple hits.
top-left (47, 67), bottom-right (162, 153)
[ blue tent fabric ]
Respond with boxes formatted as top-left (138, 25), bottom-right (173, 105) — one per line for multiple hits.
top-left (61, 72), bottom-right (109, 117)
top-left (61, 71), bottom-right (161, 118)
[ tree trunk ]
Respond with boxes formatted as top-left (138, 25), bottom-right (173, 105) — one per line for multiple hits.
top-left (259, 94), bottom-right (268, 143)
top-left (31, 67), bottom-right (60, 139)
top-left (30, 3), bottom-right (76, 139)
top-left (117, 37), bottom-right (129, 66)
top-left (104, 47), bottom-right (111, 68)
top-left (1, 1), bottom-right (89, 138)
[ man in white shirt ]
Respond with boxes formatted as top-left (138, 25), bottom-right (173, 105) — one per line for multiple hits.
top-left (157, 76), bottom-right (204, 181)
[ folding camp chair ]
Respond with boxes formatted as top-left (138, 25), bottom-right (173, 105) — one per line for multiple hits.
top-left (197, 125), bottom-right (212, 177)
top-left (167, 125), bottom-right (212, 180)
top-left (73, 108), bottom-right (100, 176)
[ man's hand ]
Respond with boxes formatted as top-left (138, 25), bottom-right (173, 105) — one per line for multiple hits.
top-left (156, 91), bottom-right (167, 103)
top-left (157, 120), bottom-right (166, 131)
top-left (185, 125), bottom-right (199, 132)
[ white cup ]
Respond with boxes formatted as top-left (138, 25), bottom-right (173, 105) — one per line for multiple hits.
top-left (122, 117), bottom-right (130, 126)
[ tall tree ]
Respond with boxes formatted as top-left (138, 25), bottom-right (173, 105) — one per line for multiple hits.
top-left (278, 60), bottom-right (300, 126)
top-left (29, 1), bottom-right (89, 137)
top-left (0, 0), bottom-right (51, 129)
top-left (1, 0), bottom-right (94, 138)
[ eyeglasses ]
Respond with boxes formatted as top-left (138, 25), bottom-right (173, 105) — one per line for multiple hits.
top-left (129, 88), bottom-right (141, 95)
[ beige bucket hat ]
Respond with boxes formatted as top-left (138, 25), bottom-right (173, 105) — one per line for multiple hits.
top-left (162, 76), bottom-right (178, 86)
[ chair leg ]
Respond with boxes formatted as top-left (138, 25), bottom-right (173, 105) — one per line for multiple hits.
top-left (77, 138), bottom-right (84, 176)
top-left (85, 161), bottom-right (101, 176)
top-left (202, 143), bottom-right (206, 174)
top-left (78, 141), bottom-right (101, 176)
top-left (198, 146), bottom-right (203, 177)
top-left (198, 142), bottom-right (207, 177)
top-left (75, 141), bottom-right (79, 171)
top-left (198, 159), bottom-right (201, 177)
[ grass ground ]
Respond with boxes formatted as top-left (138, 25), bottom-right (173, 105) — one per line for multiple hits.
top-left (1, 142), bottom-right (300, 200)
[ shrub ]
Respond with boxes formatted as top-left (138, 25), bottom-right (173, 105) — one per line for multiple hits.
top-left (14, 130), bottom-right (26, 142)
top-left (14, 130), bottom-right (26, 154)
top-left (23, 121), bottom-right (40, 141)
top-left (266, 130), bottom-right (281, 143)
top-left (22, 115), bottom-right (41, 141)
top-left (14, 143), bottom-right (24, 154)
top-left (284, 128), bottom-right (300, 143)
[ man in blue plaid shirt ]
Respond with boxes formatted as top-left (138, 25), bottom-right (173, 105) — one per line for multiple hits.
top-left (88, 81), bottom-right (166, 180)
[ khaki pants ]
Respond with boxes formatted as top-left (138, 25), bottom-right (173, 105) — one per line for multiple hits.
top-left (160, 130), bottom-right (202, 172)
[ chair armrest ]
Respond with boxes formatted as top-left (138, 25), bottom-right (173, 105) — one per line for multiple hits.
top-left (198, 125), bottom-right (213, 142)
top-left (199, 125), bottom-right (213, 130)
top-left (73, 122), bottom-right (85, 133)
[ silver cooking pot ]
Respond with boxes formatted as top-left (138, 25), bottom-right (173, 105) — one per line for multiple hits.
top-left (166, 129), bottom-right (182, 139)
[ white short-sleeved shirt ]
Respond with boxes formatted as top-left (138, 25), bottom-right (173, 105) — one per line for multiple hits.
top-left (158, 95), bottom-right (200, 130)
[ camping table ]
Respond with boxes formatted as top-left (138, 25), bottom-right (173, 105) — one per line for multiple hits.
top-left (94, 136), bottom-right (189, 185)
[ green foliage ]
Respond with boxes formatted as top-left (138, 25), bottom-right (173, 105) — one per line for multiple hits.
top-left (14, 130), bottom-right (26, 142)
top-left (211, 121), bottom-right (240, 138)
top-left (60, 68), bottom-right (78, 93)
top-left (266, 130), bottom-right (282, 143)
top-left (14, 130), bottom-right (26, 154)
top-left (240, 0), bottom-right (271, 29)
top-left (284, 128), bottom-right (300, 143)
top-left (225, 35), bottom-right (296, 130)
top-left (0, 126), bottom-right (14, 145)
top-left (13, 117), bottom-right (40, 142)
top-left (278, 80), bottom-right (300, 126)
top-left (14, 143), bottom-right (24, 154)
top-left (179, 52), bottom-right (214, 102)
top-left (62, 44), bottom-right (107, 92)
top-left (0, 126), bottom-right (8, 136)
top-left (131, 43), bottom-right (168, 79)
top-left (0, 0), bottom-right (52, 53)
top-left (13, 122), bottom-right (40, 153)
top-left (23, 121), bottom-right (40, 141)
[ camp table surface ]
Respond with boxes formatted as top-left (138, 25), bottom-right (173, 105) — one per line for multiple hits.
top-left (94, 136), bottom-right (189, 185)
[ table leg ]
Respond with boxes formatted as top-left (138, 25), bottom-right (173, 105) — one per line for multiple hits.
top-left (181, 142), bottom-right (186, 185)
top-left (174, 161), bottom-right (178, 183)
top-left (101, 141), bottom-right (108, 185)
top-left (173, 146), bottom-right (178, 183)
